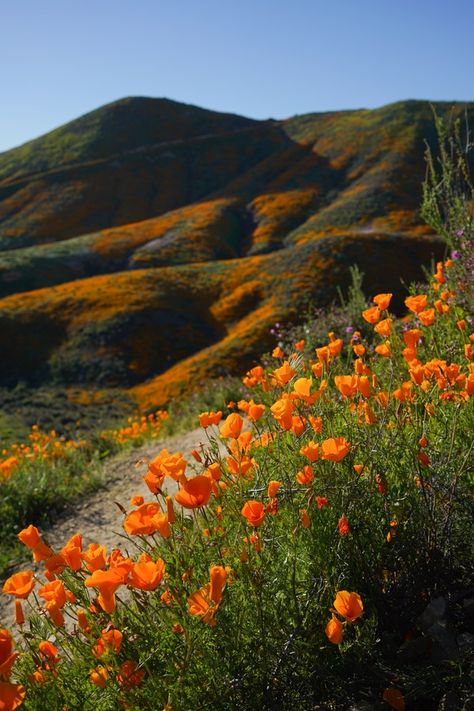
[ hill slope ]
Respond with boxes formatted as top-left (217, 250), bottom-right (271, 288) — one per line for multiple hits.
top-left (0, 98), bottom-right (471, 408)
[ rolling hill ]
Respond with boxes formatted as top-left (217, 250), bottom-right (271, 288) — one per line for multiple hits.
top-left (0, 97), bottom-right (471, 409)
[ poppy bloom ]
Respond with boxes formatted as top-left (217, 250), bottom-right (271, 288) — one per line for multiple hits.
top-left (82, 543), bottom-right (107, 573)
top-left (241, 500), bottom-right (266, 527)
top-left (293, 377), bottom-right (317, 404)
top-left (117, 660), bottom-right (146, 689)
top-left (124, 502), bottom-right (162, 536)
top-left (270, 396), bottom-right (294, 431)
top-left (272, 361), bottom-right (295, 386)
top-left (405, 294), bottom-right (428, 314)
top-left (219, 413), bottom-right (244, 439)
top-left (85, 567), bottom-right (130, 614)
top-left (93, 628), bottom-right (123, 658)
top-left (300, 509), bottom-right (311, 528)
top-left (296, 465), bottom-right (314, 485)
top-left (2, 571), bottom-right (35, 600)
top-left (334, 375), bottom-right (358, 398)
top-left (338, 516), bottom-right (350, 535)
top-left (321, 437), bottom-right (350, 462)
top-left (247, 401), bottom-right (266, 421)
top-left (149, 449), bottom-right (187, 482)
top-left (38, 580), bottom-right (67, 609)
top-left (199, 410), bottom-right (222, 428)
top-left (418, 308), bottom-right (435, 327)
top-left (175, 476), bottom-right (212, 509)
top-left (129, 556), bottom-right (165, 591)
top-left (267, 480), bottom-right (281, 498)
top-left (309, 415), bottom-right (323, 433)
top-left (374, 318), bottom-right (392, 337)
top-left (362, 306), bottom-right (381, 324)
top-left (373, 293), bottom-right (392, 310)
top-left (90, 666), bottom-right (109, 688)
top-left (0, 630), bottom-right (18, 678)
top-left (300, 441), bottom-right (319, 462)
top-left (209, 565), bottom-right (227, 605)
top-left (325, 615), bottom-right (344, 644)
top-left (0, 682), bottom-right (25, 710)
top-left (333, 590), bottom-right (363, 622)
top-left (316, 496), bottom-right (328, 509)
top-left (61, 533), bottom-right (83, 572)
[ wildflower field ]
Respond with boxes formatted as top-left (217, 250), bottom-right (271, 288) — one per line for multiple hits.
top-left (0, 120), bottom-right (473, 710)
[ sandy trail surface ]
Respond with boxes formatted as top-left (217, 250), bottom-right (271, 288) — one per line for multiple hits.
top-left (0, 425), bottom-right (218, 627)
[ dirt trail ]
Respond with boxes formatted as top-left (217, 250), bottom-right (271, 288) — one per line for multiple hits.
top-left (0, 426), bottom-right (215, 627)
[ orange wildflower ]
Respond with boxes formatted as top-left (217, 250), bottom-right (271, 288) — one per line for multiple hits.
top-left (93, 628), bottom-right (123, 657)
top-left (188, 566), bottom-right (227, 626)
top-left (300, 509), bottom-right (311, 528)
top-left (85, 567), bottom-right (129, 614)
top-left (334, 375), bottom-right (358, 398)
top-left (272, 360), bottom-right (295, 386)
top-left (124, 502), bottom-right (162, 536)
top-left (0, 630), bottom-right (18, 678)
top-left (337, 516), bottom-right (350, 535)
top-left (362, 306), bottom-right (381, 324)
top-left (373, 293), bottom-right (392, 310)
top-left (2, 571), bottom-right (35, 600)
top-left (374, 318), bottom-right (392, 337)
top-left (321, 437), bottom-right (350, 462)
top-left (375, 342), bottom-right (392, 357)
top-left (296, 465), bottom-right (314, 485)
top-left (315, 346), bottom-right (330, 364)
top-left (357, 375), bottom-right (371, 398)
top-left (38, 580), bottom-right (67, 610)
top-left (209, 565), bottom-right (227, 605)
top-left (293, 377), bottom-right (318, 404)
top-left (290, 415), bottom-right (307, 437)
top-left (383, 687), bottom-right (405, 710)
top-left (405, 294), bottom-right (428, 314)
top-left (333, 590), bottom-right (363, 622)
top-left (403, 328), bottom-right (422, 349)
top-left (309, 415), bottom-right (323, 433)
top-left (272, 346), bottom-right (285, 358)
top-left (267, 480), bottom-right (281, 498)
top-left (90, 666), bottom-right (109, 688)
top-left (17, 525), bottom-right (53, 563)
top-left (82, 543), bottom-right (107, 573)
top-left (175, 476), bottom-right (213, 509)
top-left (316, 496), bottom-right (328, 509)
top-left (129, 555), bottom-right (165, 591)
top-left (294, 339), bottom-right (305, 350)
top-left (149, 449), bottom-right (187, 482)
top-left (199, 410), bottom-right (222, 428)
top-left (117, 660), bottom-right (145, 689)
top-left (241, 500), bottom-right (266, 527)
top-left (61, 533), bottom-right (83, 572)
top-left (247, 401), bottom-right (266, 421)
top-left (131, 495), bottom-right (144, 506)
top-left (219, 413), bottom-right (244, 439)
top-left (0, 682), bottom-right (25, 710)
top-left (418, 308), bottom-right (435, 327)
top-left (270, 396), bottom-right (294, 431)
top-left (325, 615), bottom-right (344, 644)
top-left (300, 441), bottom-right (319, 462)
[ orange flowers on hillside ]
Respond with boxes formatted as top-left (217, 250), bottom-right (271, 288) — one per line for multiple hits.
top-left (199, 410), bottom-right (222, 428)
top-left (2, 571), bottom-right (35, 600)
top-left (129, 555), bottom-right (165, 591)
top-left (333, 590), bottom-right (363, 622)
top-left (405, 294), bottom-right (428, 314)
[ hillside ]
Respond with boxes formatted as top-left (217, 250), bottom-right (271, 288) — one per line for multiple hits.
top-left (0, 97), bottom-right (471, 409)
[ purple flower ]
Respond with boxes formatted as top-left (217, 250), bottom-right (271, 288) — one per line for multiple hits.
top-left (455, 228), bottom-right (465, 237)
top-left (451, 250), bottom-right (461, 260)
top-left (345, 326), bottom-right (354, 334)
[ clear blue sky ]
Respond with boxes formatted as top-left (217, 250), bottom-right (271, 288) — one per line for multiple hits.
top-left (1, 0), bottom-right (473, 153)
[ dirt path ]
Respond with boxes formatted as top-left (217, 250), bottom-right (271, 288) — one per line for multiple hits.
top-left (1, 425), bottom-right (218, 627)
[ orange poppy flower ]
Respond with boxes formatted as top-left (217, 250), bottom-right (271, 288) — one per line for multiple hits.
top-left (124, 502), bottom-right (162, 536)
top-left (241, 500), bottom-right (266, 527)
top-left (272, 346), bottom-right (285, 358)
top-left (209, 565), bottom-right (227, 605)
top-left (2, 571), bottom-right (35, 600)
top-left (267, 480), bottom-right (281, 498)
top-left (300, 441), bottom-right (319, 462)
top-left (0, 682), bottom-right (25, 710)
top-left (175, 476), bottom-right (212, 509)
top-left (82, 543), bottom-right (107, 573)
top-left (316, 496), bottom-right (328, 509)
top-left (247, 401), bottom-right (266, 421)
top-left (290, 415), bottom-right (306, 437)
top-left (187, 585), bottom-right (217, 625)
top-left (375, 342), bottom-right (392, 357)
top-left (85, 567), bottom-right (129, 614)
top-left (309, 415), bottom-right (322, 433)
top-left (418, 308), bottom-right (435, 327)
top-left (373, 293), bottom-right (392, 310)
top-left (328, 338), bottom-right (344, 357)
top-left (93, 628), bottom-right (123, 657)
top-left (405, 294), bottom-right (428, 314)
top-left (300, 509), bottom-right (311, 528)
top-left (374, 318), bottom-right (392, 337)
top-left (272, 361), bottom-right (295, 386)
top-left (17, 525), bottom-right (41, 550)
top-left (315, 346), bottom-right (330, 364)
top-left (129, 556), bottom-right (165, 591)
top-left (333, 590), bottom-right (363, 622)
top-left (334, 375), bottom-right (358, 398)
top-left (383, 687), bottom-right (405, 710)
top-left (321, 437), bottom-right (350, 462)
top-left (338, 515), bottom-right (350, 535)
top-left (0, 630), bottom-right (18, 678)
top-left (293, 377), bottom-right (318, 404)
top-left (270, 396), bottom-right (294, 431)
top-left (199, 410), bottom-right (222, 428)
top-left (149, 449), bottom-right (187, 482)
top-left (296, 465), bottom-right (314, 485)
top-left (61, 533), bottom-right (83, 572)
top-left (117, 660), bottom-right (146, 689)
top-left (90, 666), bottom-right (109, 688)
top-left (38, 580), bottom-right (67, 609)
top-left (362, 306), bottom-right (381, 324)
top-left (219, 413), bottom-right (244, 439)
top-left (311, 362), bottom-right (324, 378)
top-left (325, 615), bottom-right (344, 644)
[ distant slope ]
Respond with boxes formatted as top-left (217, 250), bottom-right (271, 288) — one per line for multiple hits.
top-left (0, 97), bottom-right (470, 407)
